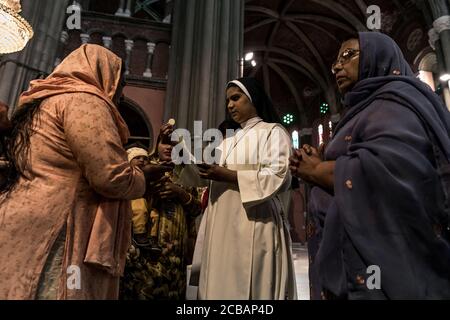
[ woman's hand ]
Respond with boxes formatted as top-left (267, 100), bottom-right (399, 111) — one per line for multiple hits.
top-left (158, 182), bottom-right (189, 202)
top-left (289, 146), bottom-right (322, 183)
top-left (159, 123), bottom-right (174, 144)
top-left (147, 175), bottom-right (168, 193)
top-left (197, 163), bottom-right (237, 183)
top-left (142, 163), bottom-right (174, 182)
top-left (150, 175), bottom-right (191, 203)
top-left (289, 144), bottom-right (335, 191)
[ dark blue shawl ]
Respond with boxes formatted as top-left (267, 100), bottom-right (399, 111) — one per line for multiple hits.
top-left (315, 32), bottom-right (450, 299)
top-left (336, 32), bottom-right (450, 159)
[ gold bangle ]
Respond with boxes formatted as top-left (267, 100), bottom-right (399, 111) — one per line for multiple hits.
top-left (182, 193), bottom-right (194, 206)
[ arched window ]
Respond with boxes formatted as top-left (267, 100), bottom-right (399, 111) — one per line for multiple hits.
top-left (318, 124), bottom-right (324, 146)
top-left (119, 97), bottom-right (153, 149)
top-left (292, 130), bottom-right (299, 149)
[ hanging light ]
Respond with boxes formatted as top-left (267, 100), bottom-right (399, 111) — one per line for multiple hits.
top-left (0, 0), bottom-right (33, 54)
top-left (440, 74), bottom-right (450, 82)
top-left (283, 113), bottom-right (294, 125)
top-left (244, 52), bottom-right (254, 61)
top-left (292, 130), bottom-right (299, 149)
top-left (320, 102), bottom-right (329, 114)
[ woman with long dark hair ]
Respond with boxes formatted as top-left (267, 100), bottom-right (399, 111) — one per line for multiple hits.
top-left (0, 101), bottom-right (11, 186)
top-left (0, 44), bottom-right (170, 299)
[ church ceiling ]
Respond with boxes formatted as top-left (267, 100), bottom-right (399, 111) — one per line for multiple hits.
top-left (243, 0), bottom-right (429, 128)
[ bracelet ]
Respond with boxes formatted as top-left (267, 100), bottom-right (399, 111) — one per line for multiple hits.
top-left (182, 193), bottom-right (194, 206)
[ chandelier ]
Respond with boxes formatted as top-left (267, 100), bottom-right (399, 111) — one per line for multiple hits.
top-left (0, 0), bottom-right (33, 54)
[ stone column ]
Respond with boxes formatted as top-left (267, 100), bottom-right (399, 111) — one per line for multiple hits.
top-left (163, 0), bottom-right (173, 24)
top-left (164, 0), bottom-right (244, 132)
top-left (434, 14), bottom-right (450, 109)
top-left (80, 33), bottom-right (90, 45)
top-left (425, 0), bottom-right (450, 109)
top-left (125, 0), bottom-right (133, 17)
top-left (143, 42), bottom-right (156, 78)
top-left (429, 1), bottom-right (450, 70)
top-left (116, 0), bottom-right (132, 17)
top-left (116, 0), bottom-right (126, 16)
top-left (124, 39), bottom-right (134, 75)
top-left (54, 30), bottom-right (70, 67)
top-left (0, 0), bottom-right (70, 113)
top-left (102, 36), bottom-right (112, 49)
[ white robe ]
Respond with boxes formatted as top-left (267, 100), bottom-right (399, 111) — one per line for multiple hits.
top-left (191, 117), bottom-right (297, 300)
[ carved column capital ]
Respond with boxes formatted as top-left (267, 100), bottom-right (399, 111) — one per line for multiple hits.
top-left (80, 33), bottom-right (90, 44)
top-left (433, 15), bottom-right (450, 33)
top-left (102, 36), bottom-right (112, 49)
top-left (147, 42), bottom-right (156, 54)
top-left (60, 30), bottom-right (69, 44)
top-left (125, 39), bottom-right (134, 52)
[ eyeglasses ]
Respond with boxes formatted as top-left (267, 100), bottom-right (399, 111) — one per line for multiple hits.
top-left (331, 48), bottom-right (360, 74)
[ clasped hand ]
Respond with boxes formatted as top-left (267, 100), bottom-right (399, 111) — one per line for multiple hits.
top-left (289, 144), bottom-right (322, 183)
top-left (149, 175), bottom-right (188, 201)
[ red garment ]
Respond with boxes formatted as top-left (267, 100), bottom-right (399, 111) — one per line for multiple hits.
top-left (200, 187), bottom-right (209, 213)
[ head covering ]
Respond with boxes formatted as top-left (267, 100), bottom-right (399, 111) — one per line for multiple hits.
top-left (336, 32), bottom-right (450, 160)
top-left (127, 147), bottom-right (149, 162)
top-left (17, 45), bottom-right (132, 277)
top-left (228, 80), bottom-right (253, 103)
top-left (226, 77), bottom-right (281, 124)
top-left (17, 44), bottom-right (129, 144)
top-left (358, 32), bottom-right (414, 79)
top-left (316, 32), bottom-right (450, 299)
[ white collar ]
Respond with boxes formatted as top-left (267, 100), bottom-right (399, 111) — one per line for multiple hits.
top-left (240, 116), bottom-right (262, 129)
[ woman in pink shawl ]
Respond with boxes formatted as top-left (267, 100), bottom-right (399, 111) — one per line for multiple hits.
top-left (0, 44), bottom-right (170, 299)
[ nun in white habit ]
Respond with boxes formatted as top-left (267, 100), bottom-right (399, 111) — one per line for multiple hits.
top-left (190, 77), bottom-right (297, 300)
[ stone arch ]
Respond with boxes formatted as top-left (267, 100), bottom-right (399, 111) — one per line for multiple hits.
top-left (120, 97), bottom-right (153, 149)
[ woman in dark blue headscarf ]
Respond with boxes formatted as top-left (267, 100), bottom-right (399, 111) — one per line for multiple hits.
top-left (290, 32), bottom-right (450, 299)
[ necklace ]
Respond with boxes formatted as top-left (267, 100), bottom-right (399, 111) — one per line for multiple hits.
top-left (222, 119), bottom-right (263, 167)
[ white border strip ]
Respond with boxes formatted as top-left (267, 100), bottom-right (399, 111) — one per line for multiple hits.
top-left (228, 80), bottom-right (253, 103)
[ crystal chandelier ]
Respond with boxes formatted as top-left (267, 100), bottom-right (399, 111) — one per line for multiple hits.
top-left (0, 0), bottom-right (33, 54)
